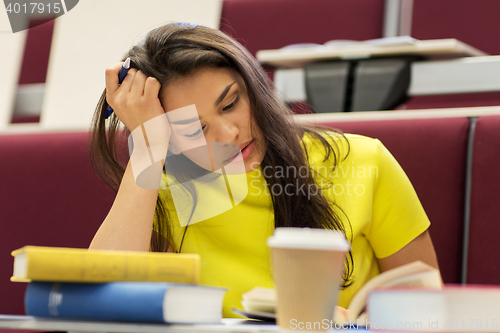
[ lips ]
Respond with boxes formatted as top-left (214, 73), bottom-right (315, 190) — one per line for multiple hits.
top-left (224, 140), bottom-right (253, 163)
top-left (238, 140), bottom-right (253, 152)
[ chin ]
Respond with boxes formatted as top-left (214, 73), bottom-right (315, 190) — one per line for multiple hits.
top-left (244, 157), bottom-right (263, 173)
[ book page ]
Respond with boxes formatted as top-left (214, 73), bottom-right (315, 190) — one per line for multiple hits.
top-left (347, 261), bottom-right (440, 321)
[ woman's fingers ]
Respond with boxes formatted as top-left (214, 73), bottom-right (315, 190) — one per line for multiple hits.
top-left (105, 62), bottom-right (125, 97)
top-left (107, 68), bottom-right (137, 112)
top-left (144, 77), bottom-right (161, 102)
top-left (106, 63), bottom-right (136, 110)
top-left (118, 68), bottom-right (138, 94)
top-left (104, 63), bottom-right (166, 132)
top-left (130, 70), bottom-right (148, 98)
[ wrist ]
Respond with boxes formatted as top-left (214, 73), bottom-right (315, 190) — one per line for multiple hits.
top-left (128, 114), bottom-right (170, 189)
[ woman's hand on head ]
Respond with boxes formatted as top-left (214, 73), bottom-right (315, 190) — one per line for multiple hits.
top-left (105, 62), bottom-right (169, 134)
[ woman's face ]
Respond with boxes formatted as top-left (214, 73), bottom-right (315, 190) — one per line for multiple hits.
top-left (160, 67), bottom-right (266, 174)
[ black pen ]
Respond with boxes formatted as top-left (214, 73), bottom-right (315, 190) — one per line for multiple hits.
top-left (105, 57), bottom-right (131, 119)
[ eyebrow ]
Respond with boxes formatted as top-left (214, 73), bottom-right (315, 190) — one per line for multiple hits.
top-left (170, 82), bottom-right (236, 125)
top-left (214, 82), bottom-right (236, 107)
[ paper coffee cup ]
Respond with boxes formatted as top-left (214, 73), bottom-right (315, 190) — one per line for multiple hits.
top-left (267, 228), bottom-right (349, 331)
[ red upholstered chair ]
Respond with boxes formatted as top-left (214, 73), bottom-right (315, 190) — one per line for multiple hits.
top-left (0, 132), bottom-right (117, 314)
top-left (0, 119), bottom-right (472, 314)
top-left (404, 0), bottom-right (500, 110)
top-left (412, 0), bottom-right (500, 56)
top-left (467, 115), bottom-right (500, 284)
top-left (220, 0), bottom-right (385, 114)
top-left (311, 117), bottom-right (471, 283)
top-left (220, 0), bottom-right (385, 57)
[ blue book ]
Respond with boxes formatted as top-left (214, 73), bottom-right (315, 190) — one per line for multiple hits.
top-left (25, 282), bottom-right (226, 324)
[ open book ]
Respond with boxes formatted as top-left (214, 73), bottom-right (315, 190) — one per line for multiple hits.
top-left (234, 261), bottom-right (442, 323)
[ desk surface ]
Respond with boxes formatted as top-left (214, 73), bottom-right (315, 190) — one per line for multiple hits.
top-left (293, 105), bottom-right (500, 124)
top-left (256, 39), bottom-right (487, 68)
top-left (0, 316), bottom-right (278, 333)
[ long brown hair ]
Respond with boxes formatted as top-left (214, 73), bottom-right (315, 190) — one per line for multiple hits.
top-left (90, 22), bottom-right (354, 287)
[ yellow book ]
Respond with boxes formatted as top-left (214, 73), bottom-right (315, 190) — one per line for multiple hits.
top-left (11, 246), bottom-right (200, 284)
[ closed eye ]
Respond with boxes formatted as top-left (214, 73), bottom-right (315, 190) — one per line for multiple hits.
top-left (223, 95), bottom-right (239, 111)
top-left (185, 127), bottom-right (204, 138)
top-left (184, 95), bottom-right (239, 138)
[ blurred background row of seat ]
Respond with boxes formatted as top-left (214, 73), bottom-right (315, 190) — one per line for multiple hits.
top-left (6, 0), bottom-right (500, 125)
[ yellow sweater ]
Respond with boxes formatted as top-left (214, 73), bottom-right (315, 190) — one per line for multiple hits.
top-left (158, 132), bottom-right (431, 317)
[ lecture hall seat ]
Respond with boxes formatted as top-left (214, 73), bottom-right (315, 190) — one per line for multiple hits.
top-left (316, 117), bottom-right (471, 284)
top-left (220, 0), bottom-right (384, 113)
top-left (404, 0), bottom-right (500, 110)
top-left (0, 132), bottom-right (117, 314)
top-left (220, 0), bottom-right (385, 57)
top-left (467, 115), bottom-right (500, 285)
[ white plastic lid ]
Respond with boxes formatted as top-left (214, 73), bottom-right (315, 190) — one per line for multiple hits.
top-left (267, 227), bottom-right (350, 251)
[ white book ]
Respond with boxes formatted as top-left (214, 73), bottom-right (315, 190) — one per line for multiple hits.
top-left (367, 286), bottom-right (500, 331)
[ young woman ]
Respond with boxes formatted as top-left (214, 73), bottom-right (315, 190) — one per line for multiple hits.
top-left (89, 22), bottom-right (439, 318)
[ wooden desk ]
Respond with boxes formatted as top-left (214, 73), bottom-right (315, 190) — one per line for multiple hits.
top-left (256, 39), bottom-right (487, 68)
top-left (293, 105), bottom-right (500, 124)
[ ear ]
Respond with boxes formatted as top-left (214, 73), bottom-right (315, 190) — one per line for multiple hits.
top-left (169, 142), bottom-right (181, 155)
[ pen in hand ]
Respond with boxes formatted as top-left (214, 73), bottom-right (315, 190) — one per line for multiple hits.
top-left (105, 57), bottom-right (131, 119)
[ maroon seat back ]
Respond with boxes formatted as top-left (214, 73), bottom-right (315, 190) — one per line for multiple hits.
top-left (220, 0), bottom-right (384, 114)
top-left (412, 0), bottom-right (500, 56)
top-left (220, 0), bottom-right (384, 57)
top-left (404, 0), bottom-right (500, 110)
top-left (467, 115), bottom-right (500, 284)
top-left (0, 132), bottom-right (116, 314)
top-left (311, 117), bottom-right (470, 283)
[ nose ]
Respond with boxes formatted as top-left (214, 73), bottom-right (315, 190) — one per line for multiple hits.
top-left (211, 117), bottom-right (239, 144)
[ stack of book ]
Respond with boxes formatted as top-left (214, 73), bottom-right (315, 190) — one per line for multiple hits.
top-left (11, 246), bottom-right (226, 324)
